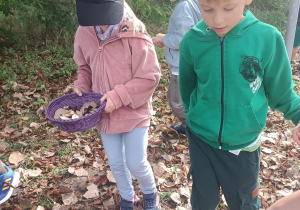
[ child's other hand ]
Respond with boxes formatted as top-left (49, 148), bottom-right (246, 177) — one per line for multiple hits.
top-left (292, 124), bottom-right (300, 146)
top-left (152, 37), bottom-right (162, 47)
top-left (74, 87), bottom-right (82, 96)
top-left (100, 94), bottom-right (116, 113)
top-left (152, 33), bottom-right (165, 48)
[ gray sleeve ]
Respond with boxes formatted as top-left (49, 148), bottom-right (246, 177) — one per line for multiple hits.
top-left (163, 17), bottom-right (195, 50)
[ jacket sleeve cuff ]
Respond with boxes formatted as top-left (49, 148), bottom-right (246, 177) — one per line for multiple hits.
top-left (107, 90), bottom-right (123, 109)
top-left (73, 84), bottom-right (92, 93)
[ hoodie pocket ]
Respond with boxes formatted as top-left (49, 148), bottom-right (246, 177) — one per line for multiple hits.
top-left (222, 104), bottom-right (265, 144)
top-left (188, 100), bottom-right (220, 141)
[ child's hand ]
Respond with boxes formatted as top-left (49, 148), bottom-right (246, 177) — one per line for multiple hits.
top-left (152, 37), bottom-right (162, 47)
top-left (74, 87), bottom-right (82, 96)
top-left (100, 94), bottom-right (116, 113)
top-left (292, 124), bottom-right (300, 146)
top-left (152, 33), bottom-right (165, 48)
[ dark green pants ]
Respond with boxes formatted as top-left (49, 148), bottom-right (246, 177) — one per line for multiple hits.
top-left (187, 127), bottom-right (261, 210)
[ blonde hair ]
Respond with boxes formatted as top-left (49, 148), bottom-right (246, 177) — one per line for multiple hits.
top-left (124, 1), bottom-right (146, 33)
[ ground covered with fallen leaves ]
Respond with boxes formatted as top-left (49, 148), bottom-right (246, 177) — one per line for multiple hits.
top-left (0, 46), bottom-right (300, 210)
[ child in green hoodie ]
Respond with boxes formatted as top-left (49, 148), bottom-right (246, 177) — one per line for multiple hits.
top-left (179, 0), bottom-right (300, 209)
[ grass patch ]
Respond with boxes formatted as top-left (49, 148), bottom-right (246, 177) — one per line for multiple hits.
top-left (0, 42), bottom-right (76, 93)
top-left (159, 191), bottom-right (172, 203)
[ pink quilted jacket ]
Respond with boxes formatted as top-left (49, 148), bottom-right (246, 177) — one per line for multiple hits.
top-left (73, 17), bottom-right (161, 134)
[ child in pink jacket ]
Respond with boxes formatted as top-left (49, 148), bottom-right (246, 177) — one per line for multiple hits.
top-left (73, 0), bottom-right (160, 209)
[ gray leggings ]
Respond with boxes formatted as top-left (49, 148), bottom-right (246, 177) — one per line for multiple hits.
top-left (167, 75), bottom-right (186, 126)
top-left (101, 127), bottom-right (156, 200)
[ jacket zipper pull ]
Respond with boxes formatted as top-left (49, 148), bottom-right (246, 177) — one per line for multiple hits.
top-left (99, 47), bottom-right (102, 52)
top-left (220, 37), bottom-right (224, 45)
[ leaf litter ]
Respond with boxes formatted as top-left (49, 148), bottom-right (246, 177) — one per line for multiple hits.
top-left (0, 56), bottom-right (299, 210)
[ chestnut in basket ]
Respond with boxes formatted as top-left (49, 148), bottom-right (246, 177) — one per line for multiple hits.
top-left (53, 101), bottom-right (98, 120)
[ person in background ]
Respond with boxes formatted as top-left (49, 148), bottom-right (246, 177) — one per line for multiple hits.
top-left (0, 162), bottom-right (20, 205)
top-left (152, 0), bottom-right (202, 135)
top-left (179, 0), bottom-right (300, 209)
top-left (291, 7), bottom-right (300, 66)
top-left (73, 0), bottom-right (161, 209)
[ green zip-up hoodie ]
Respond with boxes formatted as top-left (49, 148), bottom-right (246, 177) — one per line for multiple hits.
top-left (179, 11), bottom-right (300, 151)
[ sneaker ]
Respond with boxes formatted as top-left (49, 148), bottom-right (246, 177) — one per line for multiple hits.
top-left (170, 124), bottom-right (186, 134)
top-left (120, 195), bottom-right (137, 210)
top-left (143, 190), bottom-right (159, 210)
top-left (0, 166), bottom-right (20, 204)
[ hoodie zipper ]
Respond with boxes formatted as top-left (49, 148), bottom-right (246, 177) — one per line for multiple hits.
top-left (218, 37), bottom-right (225, 149)
top-left (94, 26), bottom-right (119, 50)
top-left (94, 28), bottom-right (119, 133)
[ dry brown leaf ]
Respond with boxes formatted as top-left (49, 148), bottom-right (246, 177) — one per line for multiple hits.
top-left (54, 108), bottom-right (68, 119)
top-left (68, 166), bottom-right (88, 177)
top-left (30, 122), bottom-right (40, 129)
top-left (262, 148), bottom-right (274, 154)
top-left (179, 186), bottom-right (190, 198)
top-left (36, 105), bottom-right (45, 117)
top-left (92, 158), bottom-right (105, 169)
top-left (80, 101), bottom-right (97, 113)
top-left (0, 132), bottom-right (8, 138)
top-left (170, 192), bottom-right (181, 204)
top-left (4, 124), bottom-right (16, 134)
top-left (60, 186), bottom-right (73, 194)
top-left (19, 199), bottom-right (32, 210)
top-left (98, 150), bottom-right (107, 160)
top-left (61, 192), bottom-right (78, 205)
top-left (9, 151), bottom-right (25, 166)
top-left (43, 151), bottom-right (55, 158)
top-left (106, 170), bottom-right (116, 183)
top-left (36, 206), bottom-right (45, 210)
top-left (0, 142), bottom-right (7, 152)
top-left (176, 207), bottom-right (189, 210)
top-left (13, 92), bottom-right (25, 99)
top-left (38, 179), bottom-right (48, 187)
top-left (176, 144), bottom-right (188, 152)
top-left (102, 197), bottom-right (115, 209)
top-left (17, 140), bottom-right (28, 147)
top-left (83, 183), bottom-right (99, 199)
top-left (88, 199), bottom-right (102, 206)
top-left (177, 154), bottom-right (188, 163)
top-left (161, 154), bottom-right (173, 162)
top-left (70, 153), bottom-right (86, 164)
top-left (60, 139), bottom-right (71, 143)
top-left (84, 145), bottom-right (92, 154)
top-left (152, 162), bottom-right (168, 177)
top-left (18, 168), bottom-right (42, 177)
top-left (59, 131), bottom-right (71, 137)
top-left (153, 124), bottom-right (164, 134)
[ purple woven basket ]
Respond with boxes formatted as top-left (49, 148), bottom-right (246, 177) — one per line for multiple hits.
top-left (45, 92), bottom-right (106, 132)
